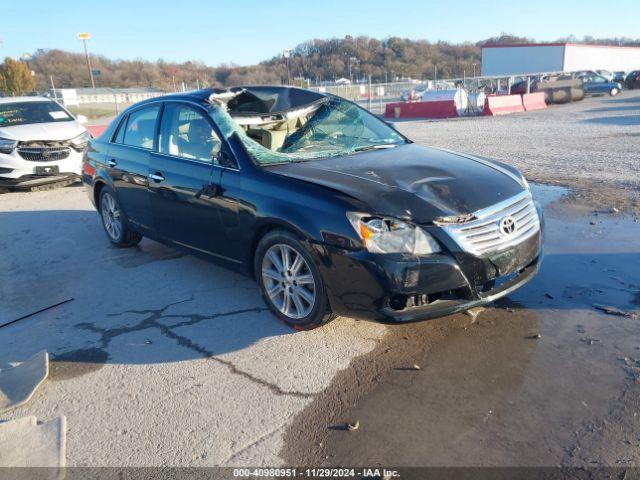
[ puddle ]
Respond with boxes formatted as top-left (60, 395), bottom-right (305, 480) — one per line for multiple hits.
top-left (49, 347), bottom-right (109, 381)
top-left (530, 182), bottom-right (569, 206)
top-left (282, 183), bottom-right (640, 467)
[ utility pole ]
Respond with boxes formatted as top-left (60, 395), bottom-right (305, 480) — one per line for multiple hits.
top-left (284, 49), bottom-right (291, 85)
top-left (77, 33), bottom-right (95, 89)
top-left (348, 57), bottom-right (358, 84)
top-left (50, 75), bottom-right (57, 102)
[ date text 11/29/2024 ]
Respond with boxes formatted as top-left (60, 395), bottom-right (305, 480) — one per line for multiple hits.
top-left (233, 467), bottom-right (400, 478)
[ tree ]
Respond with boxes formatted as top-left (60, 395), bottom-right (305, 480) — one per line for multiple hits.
top-left (0, 57), bottom-right (36, 95)
top-left (23, 34), bottom-right (640, 90)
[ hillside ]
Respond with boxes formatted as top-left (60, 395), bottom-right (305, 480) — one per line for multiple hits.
top-left (27, 34), bottom-right (640, 91)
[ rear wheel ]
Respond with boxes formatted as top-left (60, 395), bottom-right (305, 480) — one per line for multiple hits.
top-left (98, 186), bottom-right (142, 248)
top-left (255, 230), bottom-right (334, 330)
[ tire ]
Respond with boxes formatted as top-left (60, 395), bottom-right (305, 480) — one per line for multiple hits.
top-left (254, 230), bottom-right (335, 330)
top-left (610, 87), bottom-right (619, 96)
top-left (98, 186), bottom-right (142, 248)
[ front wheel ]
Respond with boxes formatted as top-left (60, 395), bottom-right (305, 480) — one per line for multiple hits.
top-left (98, 186), bottom-right (142, 248)
top-left (255, 230), bottom-right (334, 330)
top-left (610, 87), bottom-right (619, 96)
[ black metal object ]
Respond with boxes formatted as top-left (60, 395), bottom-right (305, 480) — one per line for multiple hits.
top-left (0, 298), bottom-right (74, 330)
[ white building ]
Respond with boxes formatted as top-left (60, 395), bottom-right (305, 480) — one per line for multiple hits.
top-left (54, 87), bottom-right (166, 106)
top-left (481, 43), bottom-right (640, 76)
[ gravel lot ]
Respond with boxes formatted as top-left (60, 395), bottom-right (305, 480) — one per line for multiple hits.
top-left (395, 90), bottom-right (640, 213)
top-left (0, 90), bottom-right (639, 468)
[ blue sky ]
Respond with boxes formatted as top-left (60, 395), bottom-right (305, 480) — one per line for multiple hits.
top-left (2, 0), bottom-right (638, 65)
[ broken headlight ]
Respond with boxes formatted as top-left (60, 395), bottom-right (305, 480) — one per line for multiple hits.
top-left (0, 137), bottom-right (17, 154)
top-left (70, 131), bottom-right (91, 151)
top-left (347, 212), bottom-right (441, 255)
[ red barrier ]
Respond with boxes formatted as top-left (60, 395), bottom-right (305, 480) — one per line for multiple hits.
top-left (482, 95), bottom-right (525, 116)
top-left (384, 101), bottom-right (458, 119)
top-left (86, 125), bottom-right (107, 138)
top-left (522, 92), bottom-right (547, 111)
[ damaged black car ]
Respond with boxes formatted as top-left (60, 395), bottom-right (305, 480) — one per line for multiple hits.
top-left (83, 86), bottom-right (543, 329)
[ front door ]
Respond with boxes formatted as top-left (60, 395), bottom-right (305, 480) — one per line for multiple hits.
top-left (108, 104), bottom-right (160, 231)
top-left (148, 102), bottom-right (235, 263)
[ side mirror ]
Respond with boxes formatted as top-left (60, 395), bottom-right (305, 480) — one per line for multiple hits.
top-left (214, 150), bottom-right (237, 169)
top-left (76, 114), bottom-right (88, 125)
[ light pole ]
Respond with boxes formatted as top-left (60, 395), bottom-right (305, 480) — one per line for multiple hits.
top-left (77, 32), bottom-right (95, 89)
top-left (21, 53), bottom-right (32, 75)
top-left (472, 63), bottom-right (477, 78)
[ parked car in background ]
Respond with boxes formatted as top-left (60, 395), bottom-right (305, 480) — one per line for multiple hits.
top-left (578, 73), bottom-right (621, 96)
top-left (83, 86), bottom-right (543, 330)
top-left (0, 97), bottom-right (90, 190)
top-left (595, 70), bottom-right (614, 82)
top-left (613, 71), bottom-right (627, 83)
top-left (625, 71), bottom-right (640, 89)
top-left (401, 85), bottom-right (429, 102)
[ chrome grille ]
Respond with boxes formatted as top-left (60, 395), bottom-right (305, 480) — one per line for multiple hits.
top-left (18, 146), bottom-right (71, 162)
top-left (437, 191), bottom-right (540, 256)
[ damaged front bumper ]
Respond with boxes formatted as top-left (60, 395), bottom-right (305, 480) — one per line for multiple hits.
top-left (377, 255), bottom-right (540, 322)
top-left (316, 212), bottom-right (543, 323)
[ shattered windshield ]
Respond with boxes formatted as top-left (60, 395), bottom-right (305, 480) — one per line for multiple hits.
top-left (209, 96), bottom-right (407, 165)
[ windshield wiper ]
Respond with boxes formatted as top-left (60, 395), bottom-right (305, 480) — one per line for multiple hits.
top-left (354, 144), bottom-right (399, 152)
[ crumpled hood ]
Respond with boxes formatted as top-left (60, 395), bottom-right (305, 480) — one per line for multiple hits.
top-left (265, 143), bottom-right (526, 223)
top-left (0, 121), bottom-right (85, 141)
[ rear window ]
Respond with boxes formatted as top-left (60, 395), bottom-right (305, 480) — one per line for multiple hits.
top-left (121, 106), bottom-right (160, 150)
top-left (0, 101), bottom-right (73, 127)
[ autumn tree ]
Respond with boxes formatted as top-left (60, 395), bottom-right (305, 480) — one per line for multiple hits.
top-left (0, 57), bottom-right (36, 95)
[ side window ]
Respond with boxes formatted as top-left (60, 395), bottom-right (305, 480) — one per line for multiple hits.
top-left (158, 103), bottom-right (221, 163)
top-left (113, 116), bottom-right (127, 144)
top-left (122, 105), bottom-right (160, 150)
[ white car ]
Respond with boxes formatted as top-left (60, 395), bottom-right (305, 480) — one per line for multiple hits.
top-left (0, 96), bottom-right (90, 189)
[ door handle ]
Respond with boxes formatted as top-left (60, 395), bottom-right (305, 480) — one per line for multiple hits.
top-left (148, 172), bottom-right (165, 183)
top-left (107, 159), bottom-right (117, 168)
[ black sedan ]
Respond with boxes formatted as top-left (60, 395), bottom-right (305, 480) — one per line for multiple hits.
top-left (625, 70), bottom-right (640, 90)
top-left (83, 86), bottom-right (543, 330)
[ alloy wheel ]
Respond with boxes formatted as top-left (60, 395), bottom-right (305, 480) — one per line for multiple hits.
top-left (101, 192), bottom-right (122, 241)
top-left (261, 243), bottom-right (316, 320)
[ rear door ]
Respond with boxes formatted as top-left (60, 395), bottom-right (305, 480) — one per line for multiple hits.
top-left (148, 102), bottom-right (235, 261)
top-left (108, 104), bottom-right (160, 232)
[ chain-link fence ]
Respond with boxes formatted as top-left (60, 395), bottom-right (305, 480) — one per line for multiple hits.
top-left (308, 82), bottom-right (416, 115)
top-left (53, 72), bottom-right (566, 122)
top-left (308, 71), bottom-right (570, 116)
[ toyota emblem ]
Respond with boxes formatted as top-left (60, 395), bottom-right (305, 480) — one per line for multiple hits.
top-left (499, 216), bottom-right (517, 235)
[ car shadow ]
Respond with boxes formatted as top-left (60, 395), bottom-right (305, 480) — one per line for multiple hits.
top-left (582, 115), bottom-right (640, 126)
top-left (599, 94), bottom-right (640, 104)
top-left (586, 104), bottom-right (640, 113)
top-left (0, 209), bottom-right (638, 370)
top-left (0, 208), bottom-right (295, 370)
